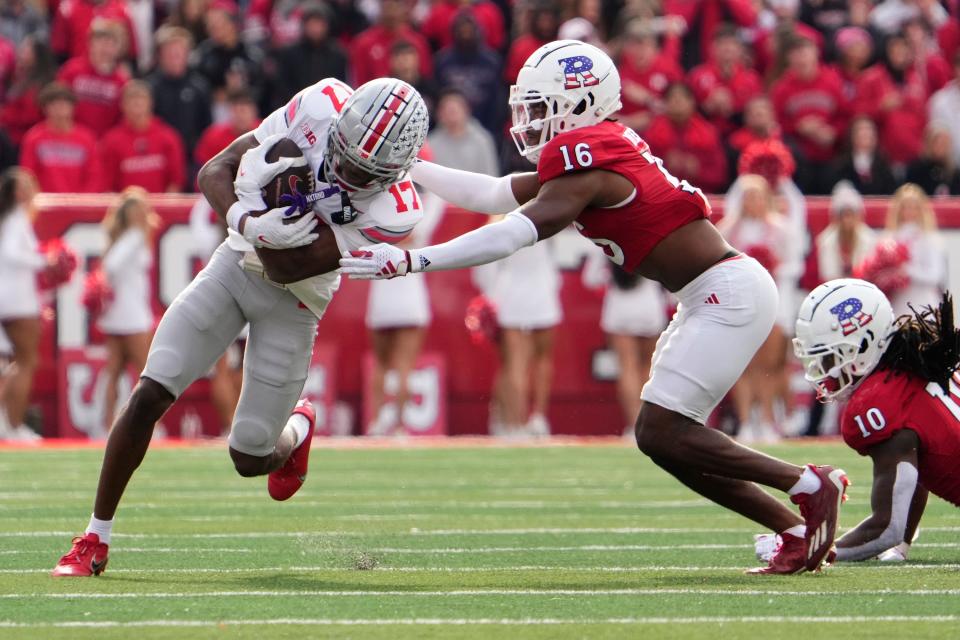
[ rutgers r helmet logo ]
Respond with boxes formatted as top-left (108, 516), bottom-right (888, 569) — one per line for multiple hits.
top-left (829, 298), bottom-right (873, 336)
top-left (558, 56), bottom-right (599, 89)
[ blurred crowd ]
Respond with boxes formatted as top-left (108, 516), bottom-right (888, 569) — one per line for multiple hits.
top-left (0, 0), bottom-right (956, 195)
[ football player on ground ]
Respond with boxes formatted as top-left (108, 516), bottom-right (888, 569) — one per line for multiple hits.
top-left (52, 77), bottom-right (429, 576)
top-left (340, 40), bottom-right (849, 574)
top-left (789, 279), bottom-right (959, 563)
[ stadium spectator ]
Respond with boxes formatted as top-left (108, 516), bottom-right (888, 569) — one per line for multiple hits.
top-left (349, 0), bottom-right (432, 86)
top-left (503, 0), bottom-right (559, 83)
top-left (192, 1), bottom-right (264, 115)
top-left (882, 183), bottom-right (947, 315)
top-left (97, 187), bottom-right (157, 432)
top-left (728, 96), bottom-right (781, 155)
top-left (771, 36), bottom-right (847, 193)
top-left (50, 0), bottom-right (137, 63)
top-left (421, 0), bottom-right (505, 52)
top-left (870, 0), bottom-right (949, 36)
top-left (718, 174), bottom-right (794, 442)
top-left (927, 51), bottom-right (960, 166)
top-left (146, 26), bottom-right (211, 168)
top-left (829, 116), bottom-right (897, 195)
top-left (616, 21), bottom-right (683, 133)
top-left (799, 0), bottom-right (855, 49)
top-left (687, 24), bottom-right (763, 136)
top-left (266, 2), bottom-right (347, 113)
top-left (582, 250), bottom-right (667, 436)
top-left (663, 0), bottom-right (757, 71)
top-left (940, 14), bottom-right (960, 63)
top-left (125, 0), bottom-right (154, 73)
top-left (56, 19), bottom-right (130, 137)
top-left (0, 168), bottom-right (43, 440)
top-left (644, 82), bottom-right (728, 193)
top-left (387, 40), bottom-right (438, 116)
top-left (853, 32), bottom-right (930, 169)
top-left (475, 230), bottom-right (561, 438)
top-left (904, 17), bottom-right (953, 93)
top-left (164, 0), bottom-right (209, 46)
top-left (752, 0), bottom-right (823, 80)
top-left (0, 36), bottom-right (56, 147)
top-left (99, 80), bottom-right (186, 193)
top-left (906, 122), bottom-right (960, 196)
top-left (194, 89), bottom-right (260, 169)
top-left (245, 0), bottom-right (310, 49)
top-left (434, 11), bottom-right (503, 134)
top-left (834, 26), bottom-right (875, 101)
top-left (19, 82), bottom-right (101, 193)
top-left (427, 89), bottom-right (499, 176)
top-left (0, 0), bottom-right (48, 47)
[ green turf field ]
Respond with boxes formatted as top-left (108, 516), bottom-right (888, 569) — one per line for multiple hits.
top-left (1, 440), bottom-right (958, 639)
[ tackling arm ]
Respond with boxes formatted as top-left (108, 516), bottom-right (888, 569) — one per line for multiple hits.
top-left (410, 160), bottom-right (540, 214)
top-left (340, 171), bottom-right (600, 278)
top-left (835, 430), bottom-right (921, 561)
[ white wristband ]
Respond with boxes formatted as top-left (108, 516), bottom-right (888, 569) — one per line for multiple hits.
top-left (226, 201), bottom-right (247, 232)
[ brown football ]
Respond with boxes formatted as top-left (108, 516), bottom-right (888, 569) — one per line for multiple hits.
top-left (252, 138), bottom-right (339, 284)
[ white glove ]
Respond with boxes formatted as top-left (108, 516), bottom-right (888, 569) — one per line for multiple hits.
top-left (339, 243), bottom-right (413, 279)
top-left (234, 133), bottom-right (299, 210)
top-left (241, 208), bottom-right (319, 249)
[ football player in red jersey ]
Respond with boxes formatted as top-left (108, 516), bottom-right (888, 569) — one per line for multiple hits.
top-left (341, 40), bottom-right (850, 574)
top-left (792, 279), bottom-right (960, 562)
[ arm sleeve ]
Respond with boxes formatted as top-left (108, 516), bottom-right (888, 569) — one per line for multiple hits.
top-left (409, 160), bottom-right (520, 214)
top-left (835, 461), bottom-right (918, 561)
top-left (410, 211), bottom-right (538, 273)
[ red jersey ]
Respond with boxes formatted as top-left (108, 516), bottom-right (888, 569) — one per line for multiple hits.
top-left (421, 1), bottom-right (505, 51)
top-left (618, 54), bottom-right (684, 117)
top-left (537, 121), bottom-right (710, 273)
top-left (194, 120), bottom-right (262, 167)
top-left (0, 86), bottom-right (44, 146)
top-left (771, 66), bottom-right (848, 163)
top-left (99, 117), bottom-right (186, 193)
top-left (642, 114), bottom-right (728, 193)
top-left (687, 61), bottom-right (763, 134)
top-left (348, 25), bottom-right (433, 86)
top-left (504, 34), bottom-right (547, 83)
top-left (51, 0), bottom-right (138, 61)
top-left (19, 122), bottom-right (102, 193)
top-left (57, 57), bottom-right (129, 137)
top-left (853, 64), bottom-right (929, 165)
top-left (842, 370), bottom-right (960, 507)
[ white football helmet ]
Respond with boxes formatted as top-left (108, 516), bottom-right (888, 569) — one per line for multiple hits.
top-left (509, 39), bottom-right (622, 163)
top-left (794, 278), bottom-right (896, 401)
top-left (325, 78), bottom-right (428, 197)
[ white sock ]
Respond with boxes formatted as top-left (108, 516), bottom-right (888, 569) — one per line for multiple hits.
top-left (787, 465), bottom-right (822, 496)
top-left (782, 524), bottom-right (806, 538)
top-left (85, 515), bottom-right (113, 545)
top-left (287, 413), bottom-right (311, 448)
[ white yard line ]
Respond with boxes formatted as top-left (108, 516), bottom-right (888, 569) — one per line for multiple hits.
top-left (0, 616), bottom-right (957, 628)
top-left (3, 588), bottom-right (960, 599)
top-left (4, 563), bottom-right (960, 575)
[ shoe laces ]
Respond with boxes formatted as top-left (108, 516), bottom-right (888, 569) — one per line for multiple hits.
top-left (60, 536), bottom-right (91, 563)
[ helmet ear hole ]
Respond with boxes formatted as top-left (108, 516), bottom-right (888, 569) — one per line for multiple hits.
top-left (572, 99), bottom-right (588, 115)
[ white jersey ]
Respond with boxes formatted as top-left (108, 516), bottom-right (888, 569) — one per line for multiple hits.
top-left (227, 78), bottom-right (424, 318)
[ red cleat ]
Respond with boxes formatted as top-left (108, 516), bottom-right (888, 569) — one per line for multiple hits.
top-left (51, 533), bottom-right (109, 577)
top-left (791, 464), bottom-right (850, 572)
top-left (746, 532), bottom-right (805, 575)
top-left (268, 399), bottom-right (316, 501)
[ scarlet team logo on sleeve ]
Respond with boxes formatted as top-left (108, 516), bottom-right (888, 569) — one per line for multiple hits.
top-left (830, 298), bottom-right (874, 336)
top-left (558, 56), bottom-right (600, 89)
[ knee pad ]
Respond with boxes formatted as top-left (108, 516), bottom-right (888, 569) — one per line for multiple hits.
top-left (228, 415), bottom-right (276, 458)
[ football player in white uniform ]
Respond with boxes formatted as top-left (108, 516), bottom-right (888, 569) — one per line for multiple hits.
top-left (52, 77), bottom-right (429, 577)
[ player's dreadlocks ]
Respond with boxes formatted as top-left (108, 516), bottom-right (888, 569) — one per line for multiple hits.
top-left (877, 292), bottom-right (960, 393)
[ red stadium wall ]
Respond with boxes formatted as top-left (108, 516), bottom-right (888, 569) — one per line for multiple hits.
top-left (31, 195), bottom-right (960, 438)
